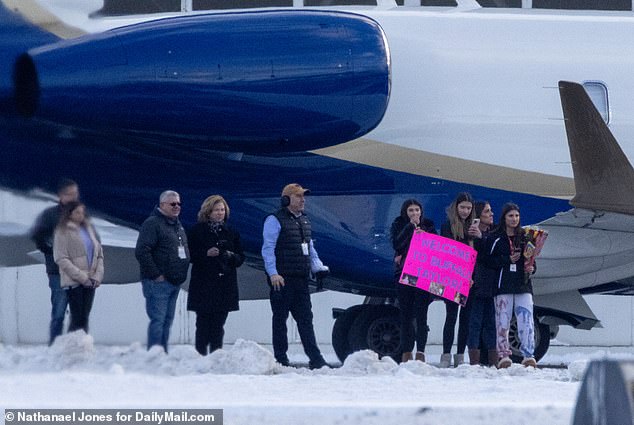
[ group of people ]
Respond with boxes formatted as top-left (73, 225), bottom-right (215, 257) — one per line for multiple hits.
top-left (392, 192), bottom-right (537, 369)
top-left (31, 180), bottom-right (330, 369)
top-left (31, 179), bottom-right (535, 370)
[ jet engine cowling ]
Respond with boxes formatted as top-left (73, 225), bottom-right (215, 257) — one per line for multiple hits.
top-left (14, 10), bottom-right (390, 153)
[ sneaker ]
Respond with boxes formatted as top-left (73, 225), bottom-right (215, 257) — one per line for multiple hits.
top-left (439, 353), bottom-right (451, 368)
top-left (521, 357), bottom-right (537, 367)
top-left (497, 357), bottom-right (512, 369)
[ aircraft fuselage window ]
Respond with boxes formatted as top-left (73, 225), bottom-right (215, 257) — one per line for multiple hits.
top-left (193, 0), bottom-right (292, 9)
top-left (583, 81), bottom-right (610, 124)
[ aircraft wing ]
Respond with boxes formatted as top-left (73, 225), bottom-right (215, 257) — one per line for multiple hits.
top-left (0, 217), bottom-right (141, 284)
top-left (0, 222), bottom-right (44, 267)
top-left (0, 210), bottom-right (271, 299)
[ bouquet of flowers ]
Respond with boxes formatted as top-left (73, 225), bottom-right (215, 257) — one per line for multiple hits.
top-left (522, 226), bottom-right (548, 283)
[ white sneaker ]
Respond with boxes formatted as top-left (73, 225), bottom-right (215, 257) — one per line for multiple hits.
top-left (439, 353), bottom-right (451, 368)
top-left (497, 357), bottom-right (512, 369)
top-left (521, 357), bottom-right (537, 367)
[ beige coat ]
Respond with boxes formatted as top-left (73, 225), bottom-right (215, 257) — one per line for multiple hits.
top-left (53, 221), bottom-right (104, 288)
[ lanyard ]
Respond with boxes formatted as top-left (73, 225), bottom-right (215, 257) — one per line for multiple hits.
top-left (508, 235), bottom-right (516, 253)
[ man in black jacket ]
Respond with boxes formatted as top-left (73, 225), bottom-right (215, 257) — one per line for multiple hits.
top-left (135, 190), bottom-right (189, 352)
top-left (30, 178), bottom-right (79, 345)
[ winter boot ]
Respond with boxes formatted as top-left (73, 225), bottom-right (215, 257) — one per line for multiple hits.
top-left (415, 351), bottom-right (426, 362)
top-left (401, 352), bottom-right (413, 363)
top-left (521, 357), bottom-right (537, 368)
top-left (439, 353), bottom-right (451, 368)
top-left (468, 349), bottom-right (480, 365)
top-left (497, 356), bottom-right (512, 369)
top-left (453, 353), bottom-right (464, 367)
top-left (487, 350), bottom-right (498, 367)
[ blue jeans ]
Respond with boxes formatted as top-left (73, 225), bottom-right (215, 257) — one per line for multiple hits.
top-left (467, 296), bottom-right (496, 350)
top-left (48, 274), bottom-right (68, 345)
top-left (142, 279), bottom-right (180, 352)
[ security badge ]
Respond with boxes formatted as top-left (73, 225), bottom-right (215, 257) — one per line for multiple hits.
top-left (510, 264), bottom-right (517, 272)
top-left (301, 242), bottom-right (309, 256)
top-left (178, 244), bottom-right (187, 259)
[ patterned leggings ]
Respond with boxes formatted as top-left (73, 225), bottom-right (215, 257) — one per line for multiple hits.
top-left (494, 293), bottom-right (535, 359)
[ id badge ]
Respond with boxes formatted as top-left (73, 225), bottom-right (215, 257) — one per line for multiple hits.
top-left (178, 245), bottom-right (187, 259)
top-left (301, 242), bottom-right (309, 256)
top-left (510, 264), bottom-right (517, 272)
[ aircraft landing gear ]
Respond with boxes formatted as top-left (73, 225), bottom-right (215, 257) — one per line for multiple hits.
top-left (332, 305), bottom-right (401, 363)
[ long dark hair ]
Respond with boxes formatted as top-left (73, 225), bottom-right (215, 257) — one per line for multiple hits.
top-left (474, 200), bottom-right (489, 219)
top-left (58, 201), bottom-right (86, 227)
top-left (399, 199), bottom-right (423, 221)
top-left (446, 192), bottom-right (475, 242)
top-left (499, 202), bottom-right (523, 246)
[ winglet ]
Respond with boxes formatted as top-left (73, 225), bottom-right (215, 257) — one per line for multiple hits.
top-left (559, 81), bottom-right (634, 215)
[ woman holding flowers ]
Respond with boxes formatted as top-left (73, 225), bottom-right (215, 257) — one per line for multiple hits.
top-left (487, 202), bottom-right (536, 368)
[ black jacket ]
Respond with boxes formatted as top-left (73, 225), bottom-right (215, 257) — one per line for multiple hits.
top-left (135, 208), bottom-right (190, 285)
top-left (30, 204), bottom-right (63, 275)
top-left (390, 216), bottom-right (436, 279)
top-left (470, 227), bottom-right (498, 298)
top-left (486, 228), bottom-right (534, 295)
top-left (187, 221), bottom-right (244, 313)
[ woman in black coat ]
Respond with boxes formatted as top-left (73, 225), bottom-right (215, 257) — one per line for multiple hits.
top-left (467, 201), bottom-right (498, 366)
top-left (391, 199), bottom-right (436, 363)
top-left (188, 195), bottom-right (245, 355)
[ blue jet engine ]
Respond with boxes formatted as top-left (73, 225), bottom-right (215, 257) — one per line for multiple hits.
top-left (14, 10), bottom-right (391, 153)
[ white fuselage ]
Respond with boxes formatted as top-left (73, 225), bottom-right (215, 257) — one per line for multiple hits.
top-left (33, 3), bottom-right (634, 198)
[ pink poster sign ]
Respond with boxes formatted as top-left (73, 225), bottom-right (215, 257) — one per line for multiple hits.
top-left (399, 231), bottom-right (477, 306)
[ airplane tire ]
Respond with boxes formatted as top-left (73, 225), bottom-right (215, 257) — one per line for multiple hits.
top-left (509, 316), bottom-right (550, 363)
top-left (347, 305), bottom-right (401, 362)
top-left (331, 305), bottom-right (365, 363)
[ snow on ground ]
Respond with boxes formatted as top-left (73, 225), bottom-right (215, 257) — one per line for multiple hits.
top-left (1, 332), bottom-right (624, 425)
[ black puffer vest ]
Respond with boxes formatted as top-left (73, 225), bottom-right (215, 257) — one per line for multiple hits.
top-left (272, 208), bottom-right (312, 278)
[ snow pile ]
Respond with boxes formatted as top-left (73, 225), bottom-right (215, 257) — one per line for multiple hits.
top-left (205, 339), bottom-right (280, 375)
top-left (0, 337), bottom-right (616, 425)
top-left (338, 350), bottom-right (399, 375)
top-left (0, 333), bottom-right (589, 383)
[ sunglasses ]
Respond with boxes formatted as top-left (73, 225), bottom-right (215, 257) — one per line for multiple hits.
top-left (162, 202), bottom-right (182, 207)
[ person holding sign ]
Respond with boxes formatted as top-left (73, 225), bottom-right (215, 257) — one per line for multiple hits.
top-left (467, 201), bottom-right (498, 366)
top-left (390, 199), bottom-right (437, 363)
top-left (439, 192), bottom-right (481, 368)
top-left (487, 203), bottom-right (537, 368)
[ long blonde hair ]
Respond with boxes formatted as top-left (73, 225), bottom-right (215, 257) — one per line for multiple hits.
top-left (446, 192), bottom-right (475, 246)
top-left (197, 195), bottom-right (230, 223)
